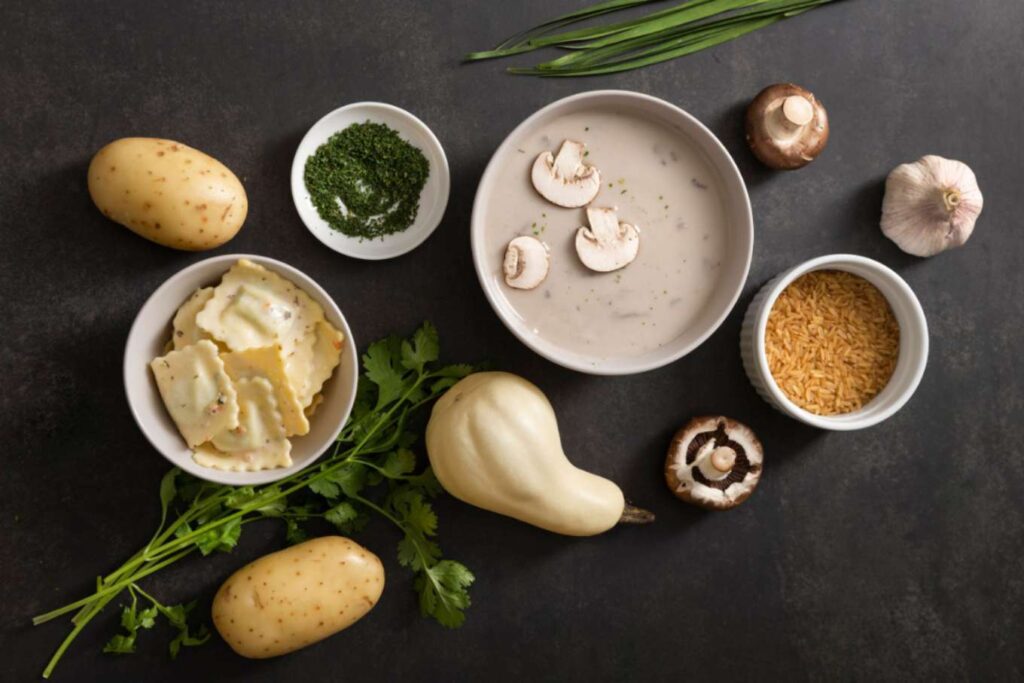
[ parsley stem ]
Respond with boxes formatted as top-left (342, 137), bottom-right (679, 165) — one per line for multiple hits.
top-left (41, 591), bottom-right (118, 679)
top-left (33, 546), bottom-right (195, 626)
top-left (349, 493), bottom-right (458, 617)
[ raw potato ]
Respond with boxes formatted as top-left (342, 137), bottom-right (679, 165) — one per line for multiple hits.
top-left (87, 137), bottom-right (247, 251)
top-left (212, 537), bottom-right (384, 659)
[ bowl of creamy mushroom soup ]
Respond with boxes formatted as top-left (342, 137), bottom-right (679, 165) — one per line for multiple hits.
top-left (471, 90), bottom-right (753, 375)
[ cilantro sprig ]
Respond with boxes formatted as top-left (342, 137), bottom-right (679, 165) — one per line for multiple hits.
top-left (33, 322), bottom-right (475, 678)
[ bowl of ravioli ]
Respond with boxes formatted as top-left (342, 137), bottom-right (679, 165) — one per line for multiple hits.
top-left (124, 255), bottom-right (358, 485)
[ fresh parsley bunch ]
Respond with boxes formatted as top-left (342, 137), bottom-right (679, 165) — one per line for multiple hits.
top-left (33, 322), bottom-right (475, 678)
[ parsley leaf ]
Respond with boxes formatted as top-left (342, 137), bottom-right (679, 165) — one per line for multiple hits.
top-left (417, 560), bottom-right (475, 628)
top-left (324, 501), bottom-right (359, 527)
top-left (401, 321), bottom-right (440, 373)
top-left (195, 516), bottom-right (242, 555)
top-left (103, 589), bottom-right (208, 660)
top-left (284, 518), bottom-right (307, 545)
top-left (382, 449), bottom-right (417, 478)
top-left (102, 634), bottom-right (136, 655)
top-left (363, 335), bottom-right (408, 409)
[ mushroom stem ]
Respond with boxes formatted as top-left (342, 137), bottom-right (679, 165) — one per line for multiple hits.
top-left (782, 95), bottom-right (814, 128)
top-left (710, 446), bottom-right (736, 473)
top-left (618, 503), bottom-right (655, 525)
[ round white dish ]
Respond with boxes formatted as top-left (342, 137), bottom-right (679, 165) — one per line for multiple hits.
top-left (740, 253), bottom-right (928, 430)
top-left (471, 90), bottom-right (753, 375)
top-left (124, 254), bottom-right (359, 485)
top-left (290, 102), bottom-right (450, 260)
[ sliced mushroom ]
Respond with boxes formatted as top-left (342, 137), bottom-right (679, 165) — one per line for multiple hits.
top-left (575, 207), bottom-right (639, 273)
top-left (664, 416), bottom-right (763, 510)
top-left (503, 236), bottom-right (549, 290)
top-left (745, 83), bottom-right (829, 170)
top-left (531, 139), bottom-right (601, 208)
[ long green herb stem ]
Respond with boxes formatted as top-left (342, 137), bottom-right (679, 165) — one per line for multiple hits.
top-left (466, 0), bottom-right (844, 76)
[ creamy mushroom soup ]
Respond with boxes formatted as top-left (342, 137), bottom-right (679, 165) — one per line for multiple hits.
top-left (484, 107), bottom-right (729, 358)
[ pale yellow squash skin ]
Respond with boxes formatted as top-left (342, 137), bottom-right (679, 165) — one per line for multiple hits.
top-left (426, 372), bottom-right (625, 536)
top-left (87, 137), bottom-right (247, 251)
top-left (212, 536), bottom-right (384, 659)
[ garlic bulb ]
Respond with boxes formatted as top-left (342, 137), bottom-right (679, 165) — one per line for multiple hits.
top-left (880, 155), bottom-right (983, 257)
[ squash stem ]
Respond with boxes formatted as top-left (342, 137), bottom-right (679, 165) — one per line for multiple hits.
top-left (619, 503), bottom-right (655, 524)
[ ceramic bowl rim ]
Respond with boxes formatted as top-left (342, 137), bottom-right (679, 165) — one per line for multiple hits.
top-left (123, 253), bottom-right (358, 485)
top-left (290, 101), bottom-right (450, 260)
top-left (751, 253), bottom-right (929, 430)
top-left (470, 89), bottom-right (753, 375)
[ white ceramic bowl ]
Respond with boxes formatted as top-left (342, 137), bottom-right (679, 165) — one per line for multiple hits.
top-left (291, 102), bottom-right (450, 260)
top-left (740, 254), bottom-right (928, 430)
top-left (124, 254), bottom-right (359, 485)
top-left (471, 90), bottom-right (753, 375)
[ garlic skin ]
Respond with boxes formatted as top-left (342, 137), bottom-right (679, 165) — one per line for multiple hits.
top-left (881, 155), bottom-right (983, 257)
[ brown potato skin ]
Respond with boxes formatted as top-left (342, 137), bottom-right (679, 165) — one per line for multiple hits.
top-left (212, 536), bottom-right (384, 659)
top-left (87, 137), bottom-right (247, 251)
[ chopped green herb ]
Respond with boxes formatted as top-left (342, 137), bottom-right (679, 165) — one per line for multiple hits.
top-left (304, 121), bottom-right (430, 240)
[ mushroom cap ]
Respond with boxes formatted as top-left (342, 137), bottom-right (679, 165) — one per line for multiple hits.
top-left (575, 207), bottom-right (640, 273)
top-left (531, 139), bottom-right (601, 208)
top-left (745, 83), bottom-right (829, 170)
top-left (503, 235), bottom-right (550, 290)
top-left (664, 416), bottom-right (763, 510)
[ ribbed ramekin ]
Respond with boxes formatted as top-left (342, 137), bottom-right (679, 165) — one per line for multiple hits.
top-left (740, 254), bottom-right (928, 430)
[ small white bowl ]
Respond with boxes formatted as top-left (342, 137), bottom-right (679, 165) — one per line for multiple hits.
top-left (740, 254), bottom-right (928, 430)
top-left (290, 102), bottom-right (450, 260)
top-left (124, 254), bottom-right (359, 485)
top-left (471, 90), bottom-right (753, 375)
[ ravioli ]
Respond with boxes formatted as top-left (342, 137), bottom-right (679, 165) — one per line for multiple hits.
top-left (195, 259), bottom-right (324, 357)
top-left (299, 320), bottom-right (345, 407)
top-left (193, 441), bottom-right (293, 472)
top-left (154, 259), bottom-right (346, 474)
top-left (200, 377), bottom-right (292, 471)
top-left (221, 345), bottom-right (309, 437)
top-left (304, 393), bottom-right (323, 418)
top-left (172, 287), bottom-right (215, 350)
top-left (283, 328), bottom-right (317, 406)
top-left (150, 340), bottom-right (239, 448)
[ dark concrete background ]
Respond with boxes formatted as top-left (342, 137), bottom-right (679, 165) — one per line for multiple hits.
top-left (2, 1), bottom-right (1022, 680)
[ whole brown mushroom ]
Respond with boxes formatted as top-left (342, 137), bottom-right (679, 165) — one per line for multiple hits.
top-left (745, 83), bottom-right (829, 170)
top-left (664, 416), bottom-right (763, 510)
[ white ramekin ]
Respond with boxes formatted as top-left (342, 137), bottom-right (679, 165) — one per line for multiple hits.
top-left (740, 254), bottom-right (928, 430)
top-left (124, 254), bottom-right (359, 485)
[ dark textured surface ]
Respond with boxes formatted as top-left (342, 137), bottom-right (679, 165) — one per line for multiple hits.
top-left (2, 1), bottom-right (1022, 680)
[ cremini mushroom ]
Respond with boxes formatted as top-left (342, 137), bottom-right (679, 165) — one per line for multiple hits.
top-left (664, 416), bottom-right (763, 510)
top-left (531, 139), bottom-right (601, 208)
top-left (503, 235), bottom-right (550, 290)
top-left (745, 83), bottom-right (829, 170)
top-left (574, 207), bottom-right (639, 273)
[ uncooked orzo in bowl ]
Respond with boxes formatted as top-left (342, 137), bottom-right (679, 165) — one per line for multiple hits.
top-left (765, 270), bottom-right (900, 415)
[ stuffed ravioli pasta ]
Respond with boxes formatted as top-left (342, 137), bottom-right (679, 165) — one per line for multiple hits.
top-left (151, 259), bottom-right (344, 472)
